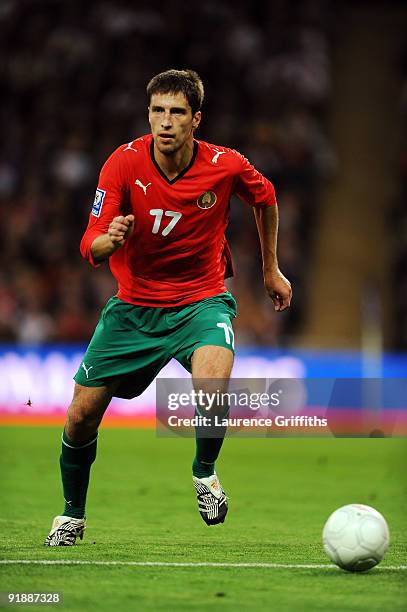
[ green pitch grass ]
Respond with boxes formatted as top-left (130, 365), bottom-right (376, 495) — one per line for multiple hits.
top-left (0, 426), bottom-right (406, 611)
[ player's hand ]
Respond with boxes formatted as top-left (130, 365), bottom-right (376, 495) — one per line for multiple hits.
top-left (108, 215), bottom-right (135, 247)
top-left (264, 268), bottom-right (292, 312)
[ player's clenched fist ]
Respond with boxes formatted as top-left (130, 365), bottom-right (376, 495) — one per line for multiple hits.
top-left (108, 215), bottom-right (135, 246)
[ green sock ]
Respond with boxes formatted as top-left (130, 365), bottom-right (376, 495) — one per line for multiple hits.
top-left (60, 430), bottom-right (98, 519)
top-left (192, 410), bottom-right (227, 478)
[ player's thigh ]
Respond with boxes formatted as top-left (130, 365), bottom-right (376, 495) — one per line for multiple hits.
top-left (191, 347), bottom-right (232, 418)
top-left (191, 345), bottom-right (234, 379)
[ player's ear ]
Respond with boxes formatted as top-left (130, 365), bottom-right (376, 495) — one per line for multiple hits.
top-left (192, 111), bottom-right (201, 131)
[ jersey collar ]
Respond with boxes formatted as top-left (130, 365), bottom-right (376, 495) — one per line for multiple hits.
top-left (150, 140), bottom-right (198, 185)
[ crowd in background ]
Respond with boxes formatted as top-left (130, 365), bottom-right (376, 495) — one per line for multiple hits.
top-left (393, 42), bottom-right (407, 350)
top-left (0, 0), bottom-right (334, 346)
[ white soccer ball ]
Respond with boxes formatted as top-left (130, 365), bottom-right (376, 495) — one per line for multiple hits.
top-left (322, 504), bottom-right (390, 572)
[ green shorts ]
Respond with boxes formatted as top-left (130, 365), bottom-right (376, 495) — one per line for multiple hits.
top-left (74, 291), bottom-right (237, 399)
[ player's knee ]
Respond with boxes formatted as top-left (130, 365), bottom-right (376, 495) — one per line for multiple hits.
top-left (67, 409), bottom-right (96, 429)
top-left (65, 409), bottom-right (100, 440)
top-left (66, 400), bottom-right (103, 437)
top-left (65, 384), bottom-right (113, 441)
top-left (194, 383), bottom-right (230, 420)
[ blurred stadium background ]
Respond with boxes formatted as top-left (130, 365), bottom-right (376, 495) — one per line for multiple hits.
top-left (1, 0), bottom-right (407, 422)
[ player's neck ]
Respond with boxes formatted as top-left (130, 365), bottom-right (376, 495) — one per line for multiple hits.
top-left (153, 139), bottom-right (195, 181)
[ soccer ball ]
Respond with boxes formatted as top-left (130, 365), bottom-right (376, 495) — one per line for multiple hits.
top-left (322, 504), bottom-right (390, 572)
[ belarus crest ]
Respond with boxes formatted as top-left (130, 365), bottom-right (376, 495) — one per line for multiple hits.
top-left (197, 191), bottom-right (217, 209)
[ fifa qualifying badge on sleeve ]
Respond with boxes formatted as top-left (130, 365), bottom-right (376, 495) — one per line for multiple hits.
top-left (91, 188), bottom-right (106, 218)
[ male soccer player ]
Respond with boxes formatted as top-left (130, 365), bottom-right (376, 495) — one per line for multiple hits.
top-left (45, 69), bottom-right (292, 546)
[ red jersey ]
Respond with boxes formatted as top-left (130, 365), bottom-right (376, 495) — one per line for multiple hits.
top-left (80, 134), bottom-right (276, 307)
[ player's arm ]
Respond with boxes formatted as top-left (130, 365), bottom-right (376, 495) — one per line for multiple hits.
top-left (233, 151), bottom-right (292, 311)
top-left (253, 205), bottom-right (292, 312)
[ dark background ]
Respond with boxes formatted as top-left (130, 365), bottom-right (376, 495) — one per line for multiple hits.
top-left (1, 0), bottom-right (406, 352)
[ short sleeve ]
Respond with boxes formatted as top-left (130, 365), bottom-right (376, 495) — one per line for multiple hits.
top-left (233, 153), bottom-right (276, 208)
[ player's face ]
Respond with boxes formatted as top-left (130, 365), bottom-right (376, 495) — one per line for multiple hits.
top-left (148, 92), bottom-right (201, 155)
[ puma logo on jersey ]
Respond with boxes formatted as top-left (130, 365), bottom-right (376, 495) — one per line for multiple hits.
top-left (123, 141), bottom-right (138, 153)
top-left (81, 362), bottom-right (93, 379)
top-left (211, 150), bottom-right (226, 164)
top-left (135, 179), bottom-right (152, 195)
